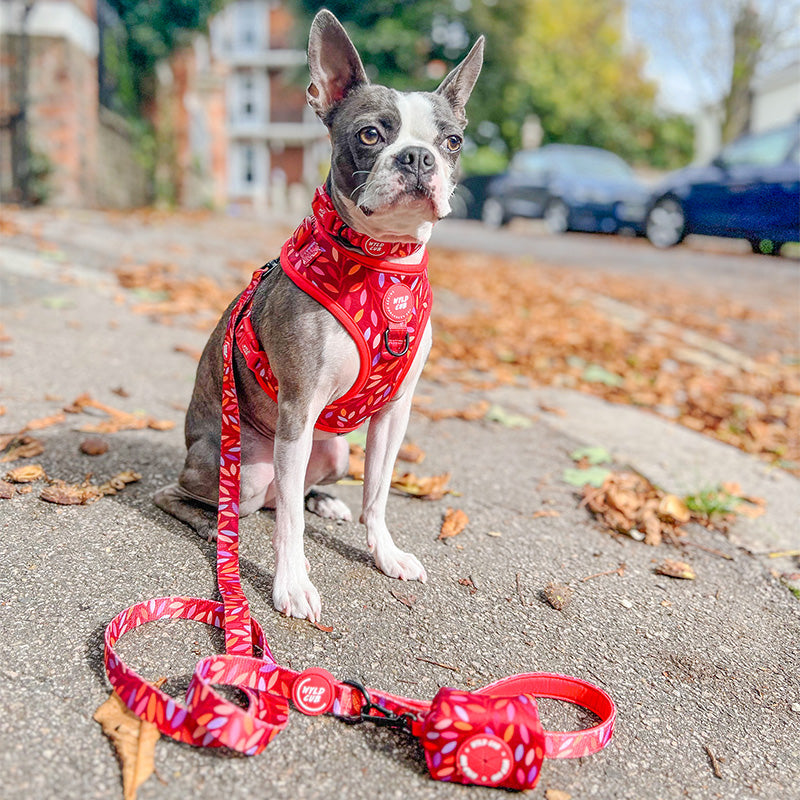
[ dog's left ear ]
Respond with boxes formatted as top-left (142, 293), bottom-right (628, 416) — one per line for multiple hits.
top-left (307, 10), bottom-right (369, 121)
top-left (435, 36), bottom-right (485, 125)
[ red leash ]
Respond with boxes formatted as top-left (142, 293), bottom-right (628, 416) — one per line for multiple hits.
top-left (103, 260), bottom-right (616, 789)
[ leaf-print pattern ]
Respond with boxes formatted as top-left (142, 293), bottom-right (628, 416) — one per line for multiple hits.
top-left (100, 186), bottom-right (614, 782)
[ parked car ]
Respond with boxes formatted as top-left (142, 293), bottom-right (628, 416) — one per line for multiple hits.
top-left (645, 120), bottom-right (800, 255)
top-left (479, 144), bottom-right (649, 234)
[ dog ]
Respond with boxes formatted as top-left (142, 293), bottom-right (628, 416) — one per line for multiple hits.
top-left (155, 10), bottom-right (484, 621)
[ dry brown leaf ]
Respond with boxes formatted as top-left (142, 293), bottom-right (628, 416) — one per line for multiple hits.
top-left (94, 687), bottom-right (162, 800)
top-left (392, 471), bottom-right (451, 501)
top-left (655, 559), bottom-right (696, 580)
top-left (532, 509), bottom-right (561, 519)
top-left (0, 434), bottom-right (45, 462)
top-left (659, 494), bottom-right (691, 523)
top-left (5, 464), bottom-right (47, 483)
top-left (397, 442), bottom-right (426, 464)
top-left (545, 790), bottom-right (572, 800)
top-left (0, 480), bottom-right (15, 499)
top-left (23, 412), bottom-right (66, 431)
top-left (439, 507), bottom-right (468, 539)
top-left (543, 582), bottom-right (574, 611)
top-left (66, 393), bottom-right (173, 433)
top-left (416, 400), bottom-right (490, 422)
top-left (347, 444), bottom-right (365, 481)
top-left (40, 470), bottom-right (141, 505)
top-left (80, 438), bottom-right (110, 456)
top-left (390, 589), bottom-right (417, 608)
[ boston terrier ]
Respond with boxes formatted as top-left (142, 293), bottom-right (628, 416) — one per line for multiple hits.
top-left (155, 10), bottom-right (484, 621)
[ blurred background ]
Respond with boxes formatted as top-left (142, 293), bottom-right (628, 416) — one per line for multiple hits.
top-left (1, 0), bottom-right (798, 251)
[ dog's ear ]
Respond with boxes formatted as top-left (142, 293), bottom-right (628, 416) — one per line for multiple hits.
top-left (435, 36), bottom-right (485, 125)
top-left (307, 10), bottom-right (368, 120)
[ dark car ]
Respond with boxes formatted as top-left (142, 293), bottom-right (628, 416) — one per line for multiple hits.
top-left (480, 144), bottom-right (649, 234)
top-left (645, 121), bottom-right (800, 254)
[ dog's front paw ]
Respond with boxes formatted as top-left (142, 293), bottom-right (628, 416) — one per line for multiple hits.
top-left (373, 544), bottom-right (427, 583)
top-left (273, 570), bottom-right (322, 622)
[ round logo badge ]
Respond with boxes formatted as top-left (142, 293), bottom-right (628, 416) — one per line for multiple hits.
top-left (382, 283), bottom-right (414, 323)
top-left (456, 734), bottom-right (515, 786)
top-left (363, 238), bottom-right (390, 258)
top-left (291, 668), bottom-right (335, 716)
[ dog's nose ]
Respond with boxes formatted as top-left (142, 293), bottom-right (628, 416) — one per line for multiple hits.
top-left (396, 146), bottom-right (436, 176)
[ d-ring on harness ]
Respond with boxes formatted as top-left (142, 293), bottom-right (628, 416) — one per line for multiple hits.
top-left (103, 253), bottom-right (616, 791)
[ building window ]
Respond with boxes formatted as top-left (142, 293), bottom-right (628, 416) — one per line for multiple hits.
top-left (235, 0), bottom-right (264, 51)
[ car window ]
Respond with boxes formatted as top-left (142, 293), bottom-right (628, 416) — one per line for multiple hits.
top-left (555, 150), bottom-right (634, 180)
top-left (512, 151), bottom-right (546, 174)
top-left (718, 125), bottom-right (797, 168)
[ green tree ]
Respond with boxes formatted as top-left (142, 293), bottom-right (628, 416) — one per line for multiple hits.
top-left (291, 1), bottom-right (692, 168)
top-left (106, 0), bottom-right (226, 107)
top-left (512, 0), bottom-right (692, 165)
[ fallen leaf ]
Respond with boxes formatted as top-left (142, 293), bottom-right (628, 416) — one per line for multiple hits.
top-left (65, 393), bottom-right (173, 434)
top-left (0, 481), bottom-right (15, 499)
top-left (5, 464), bottom-right (47, 483)
top-left (439, 507), bottom-right (468, 539)
top-left (545, 790), bottom-right (572, 800)
top-left (416, 400), bottom-right (490, 422)
top-left (563, 466), bottom-right (611, 488)
top-left (655, 559), bottom-right (696, 580)
top-left (532, 509), bottom-right (561, 519)
top-left (458, 576), bottom-right (478, 595)
top-left (658, 494), bottom-right (691, 523)
top-left (80, 438), bottom-right (110, 456)
top-left (348, 444), bottom-right (365, 481)
top-left (0, 434), bottom-right (45, 462)
top-left (543, 582), bottom-right (574, 611)
top-left (397, 442), bottom-right (426, 464)
top-left (392, 471), bottom-right (451, 501)
top-left (485, 404), bottom-right (532, 428)
top-left (23, 412), bottom-right (66, 431)
top-left (94, 687), bottom-right (162, 800)
top-left (311, 621), bottom-right (334, 633)
top-left (390, 589), bottom-right (417, 608)
top-left (570, 446), bottom-right (612, 465)
top-left (40, 470), bottom-right (141, 505)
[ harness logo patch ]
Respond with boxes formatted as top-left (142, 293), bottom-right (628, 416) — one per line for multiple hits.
top-left (291, 669), bottom-right (335, 715)
top-left (382, 283), bottom-right (414, 323)
top-left (363, 238), bottom-right (390, 257)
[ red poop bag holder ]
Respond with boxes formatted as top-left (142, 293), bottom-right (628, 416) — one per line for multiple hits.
top-left (103, 241), bottom-right (616, 791)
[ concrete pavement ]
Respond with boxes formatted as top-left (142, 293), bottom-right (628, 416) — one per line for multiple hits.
top-left (1, 208), bottom-right (798, 800)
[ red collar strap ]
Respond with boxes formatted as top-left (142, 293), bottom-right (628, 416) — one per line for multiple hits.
top-left (103, 249), bottom-right (615, 790)
top-left (311, 185), bottom-right (424, 260)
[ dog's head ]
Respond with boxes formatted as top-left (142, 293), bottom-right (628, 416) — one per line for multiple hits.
top-left (307, 10), bottom-right (484, 244)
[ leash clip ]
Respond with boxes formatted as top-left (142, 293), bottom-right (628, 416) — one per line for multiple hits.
top-left (340, 680), bottom-right (416, 733)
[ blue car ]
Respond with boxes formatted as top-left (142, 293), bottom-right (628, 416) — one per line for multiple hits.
top-left (645, 121), bottom-right (800, 255)
top-left (481, 144), bottom-right (649, 234)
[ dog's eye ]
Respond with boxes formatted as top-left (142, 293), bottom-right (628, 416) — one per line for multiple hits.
top-left (444, 135), bottom-right (462, 153)
top-left (358, 127), bottom-right (381, 146)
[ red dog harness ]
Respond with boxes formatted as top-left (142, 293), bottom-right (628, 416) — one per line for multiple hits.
top-left (102, 194), bottom-right (616, 791)
top-left (235, 186), bottom-right (432, 433)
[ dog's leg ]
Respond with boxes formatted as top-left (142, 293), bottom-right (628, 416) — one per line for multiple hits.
top-left (360, 332), bottom-right (430, 582)
top-left (271, 404), bottom-right (326, 621)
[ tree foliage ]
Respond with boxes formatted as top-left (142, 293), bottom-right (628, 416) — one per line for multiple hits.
top-left (292, 0), bottom-right (692, 169)
top-left (105, 0), bottom-right (226, 107)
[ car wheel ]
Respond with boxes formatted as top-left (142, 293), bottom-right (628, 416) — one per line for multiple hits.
top-left (544, 199), bottom-right (570, 234)
top-left (481, 197), bottom-right (508, 228)
top-left (646, 197), bottom-right (686, 248)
